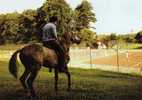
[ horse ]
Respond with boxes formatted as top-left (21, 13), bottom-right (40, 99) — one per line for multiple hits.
top-left (8, 32), bottom-right (81, 97)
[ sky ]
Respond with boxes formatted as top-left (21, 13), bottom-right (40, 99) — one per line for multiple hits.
top-left (0, 0), bottom-right (142, 34)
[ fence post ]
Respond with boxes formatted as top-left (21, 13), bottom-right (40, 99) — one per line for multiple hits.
top-left (139, 63), bottom-right (142, 74)
top-left (116, 40), bottom-right (119, 72)
top-left (89, 47), bottom-right (92, 69)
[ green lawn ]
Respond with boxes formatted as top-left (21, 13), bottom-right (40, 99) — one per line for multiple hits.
top-left (0, 60), bottom-right (142, 100)
top-left (0, 44), bottom-right (24, 50)
top-left (115, 43), bottom-right (142, 49)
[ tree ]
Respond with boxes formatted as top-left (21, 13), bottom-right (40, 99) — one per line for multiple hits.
top-left (79, 28), bottom-right (96, 47)
top-left (0, 0), bottom-right (97, 44)
top-left (18, 9), bottom-right (37, 43)
top-left (0, 12), bottom-right (20, 44)
top-left (135, 31), bottom-right (142, 43)
top-left (37, 0), bottom-right (74, 35)
top-left (0, 14), bottom-right (7, 44)
top-left (75, 0), bottom-right (96, 31)
top-left (109, 33), bottom-right (117, 40)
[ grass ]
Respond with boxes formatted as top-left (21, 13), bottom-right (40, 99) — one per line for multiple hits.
top-left (118, 43), bottom-right (142, 49)
top-left (1, 44), bottom-right (142, 100)
top-left (0, 60), bottom-right (142, 100)
top-left (0, 44), bottom-right (24, 50)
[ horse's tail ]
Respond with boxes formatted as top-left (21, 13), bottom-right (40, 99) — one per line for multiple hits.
top-left (9, 49), bottom-right (21, 79)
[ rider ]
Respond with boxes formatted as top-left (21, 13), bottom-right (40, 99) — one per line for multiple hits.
top-left (42, 16), bottom-right (66, 72)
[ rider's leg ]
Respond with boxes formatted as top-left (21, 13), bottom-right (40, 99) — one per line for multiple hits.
top-left (50, 41), bottom-right (66, 72)
top-left (42, 41), bottom-right (54, 72)
top-left (42, 40), bottom-right (66, 72)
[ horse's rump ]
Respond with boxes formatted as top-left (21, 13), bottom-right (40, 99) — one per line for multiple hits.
top-left (20, 43), bottom-right (58, 67)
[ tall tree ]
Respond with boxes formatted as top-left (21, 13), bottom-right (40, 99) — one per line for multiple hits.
top-left (18, 9), bottom-right (37, 43)
top-left (75, 0), bottom-right (96, 31)
top-left (135, 31), bottom-right (142, 43)
top-left (0, 14), bottom-right (6, 44)
top-left (79, 28), bottom-right (96, 46)
top-left (0, 12), bottom-right (20, 44)
top-left (37, 0), bottom-right (73, 35)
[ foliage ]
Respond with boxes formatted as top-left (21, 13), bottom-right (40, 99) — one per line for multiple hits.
top-left (39, 0), bottom-right (73, 34)
top-left (18, 10), bottom-right (37, 43)
top-left (1, 0), bottom-right (141, 47)
top-left (109, 33), bottom-right (117, 40)
top-left (135, 31), bottom-right (142, 43)
top-left (75, 0), bottom-right (96, 31)
top-left (78, 28), bottom-right (96, 47)
top-left (97, 33), bottom-right (138, 48)
top-left (0, 12), bottom-right (21, 44)
top-left (117, 34), bottom-right (135, 43)
top-left (0, 0), bottom-right (96, 45)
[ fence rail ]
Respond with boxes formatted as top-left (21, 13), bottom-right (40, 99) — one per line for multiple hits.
top-left (1, 49), bottom-right (142, 74)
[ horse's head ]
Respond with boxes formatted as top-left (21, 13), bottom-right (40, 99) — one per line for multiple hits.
top-left (59, 32), bottom-right (81, 52)
top-left (62, 32), bottom-right (81, 44)
top-left (58, 32), bottom-right (81, 64)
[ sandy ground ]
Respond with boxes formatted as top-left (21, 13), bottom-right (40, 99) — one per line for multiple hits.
top-left (69, 50), bottom-right (142, 74)
top-left (88, 51), bottom-right (142, 68)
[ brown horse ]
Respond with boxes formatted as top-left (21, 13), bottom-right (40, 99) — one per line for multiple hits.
top-left (9, 32), bottom-right (80, 97)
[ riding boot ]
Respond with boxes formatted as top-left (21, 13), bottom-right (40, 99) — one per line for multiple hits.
top-left (56, 52), bottom-right (66, 72)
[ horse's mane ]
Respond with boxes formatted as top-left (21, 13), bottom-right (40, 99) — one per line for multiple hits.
top-left (59, 32), bottom-right (71, 44)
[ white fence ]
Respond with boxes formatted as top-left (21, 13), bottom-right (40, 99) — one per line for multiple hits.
top-left (1, 49), bottom-right (142, 74)
top-left (69, 48), bottom-right (116, 67)
top-left (0, 48), bottom-right (115, 59)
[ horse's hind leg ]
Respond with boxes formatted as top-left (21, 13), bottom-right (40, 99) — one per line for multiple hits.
top-left (19, 53), bottom-right (31, 92)
top-left (20, 68), bottom-right (30, 92)
top-left (27, 68), bottom-right (39, 97)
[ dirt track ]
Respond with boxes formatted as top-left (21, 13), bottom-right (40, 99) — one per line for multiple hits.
top-left (88, 51), bottom-right (142, 68)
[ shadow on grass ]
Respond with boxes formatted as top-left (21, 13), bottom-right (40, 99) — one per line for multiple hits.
top-left (1, 86), bottom-right (142, 100)
top-left (1, 65), bottom-right (142, 100)
top-left (1, 88), bottom-right (97, 100)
